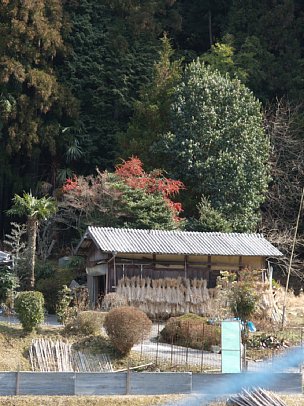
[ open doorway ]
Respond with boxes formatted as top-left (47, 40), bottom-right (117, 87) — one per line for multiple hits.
top-left (93, 274), bottom-right (107, 307)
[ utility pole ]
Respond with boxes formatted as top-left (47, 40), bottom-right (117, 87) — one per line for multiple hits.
top-left (281, 187), bottom-right (304, 329)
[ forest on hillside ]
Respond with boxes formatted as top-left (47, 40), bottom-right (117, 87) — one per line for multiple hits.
top-left (1, 0), bottom-right (304, 286)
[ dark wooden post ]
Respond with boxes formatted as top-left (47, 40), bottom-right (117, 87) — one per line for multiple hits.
top-left (239, 256), bottom-right (243, 271)
top-left (113, 255), bottom-right (117, 289)
top-left (107, 262), bottom-right (111, 293)
top-left (207, 255), bottom-right (212, 287)
top-left (153, 254), bottom-right (156, 272)
top-left (184, 255), bottom-right (188, 279)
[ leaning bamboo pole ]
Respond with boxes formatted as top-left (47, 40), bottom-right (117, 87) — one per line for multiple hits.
top-left (227, 388), bottom-right (287, 406)
top-left (281, 186), bottom-right (304, 329)
top-left (29, 339), bottom-right (112, 372)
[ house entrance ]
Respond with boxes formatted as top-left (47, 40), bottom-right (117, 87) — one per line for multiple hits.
top-left (93, 275), bottom-right (106, 306)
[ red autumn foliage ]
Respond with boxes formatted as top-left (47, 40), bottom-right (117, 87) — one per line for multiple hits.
top-left (62, 176), bottom-right (78, 192)
top-left (115, 157), bottom-right (185, 220)
top-left (62, 157), bottom-right (185, 223)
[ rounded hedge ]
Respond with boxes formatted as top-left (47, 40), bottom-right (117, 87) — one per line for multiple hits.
top-left (104, 306), bottom-right (152, 355)
top-left (160, 313), bottom-right (220, 351)
top-left (15, 291), bottom-right (44, 332)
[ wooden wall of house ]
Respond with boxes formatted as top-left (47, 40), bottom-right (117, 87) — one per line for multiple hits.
top-left (86, 246), bottom-right (109, 267)
top-left (84, 245), bottom-right (266, 292)
top-left (106, 253), bottom-right (266, 291)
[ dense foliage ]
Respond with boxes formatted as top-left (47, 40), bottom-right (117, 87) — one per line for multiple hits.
top-left (60, 157), bottom-right (184, 235)
top-left (0, 0), bottom-right (76, 229)
top-left (1, 0), bottom-right (304, 285)
top-left (219, 270), bottom-right (260, 325)
top-left (0, 266), bottom-right (18, 305)
top-left (159, 61), bottom-right (269, 231)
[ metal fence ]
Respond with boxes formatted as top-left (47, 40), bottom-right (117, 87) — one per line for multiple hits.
top-left (133, 322), bottom-right (304, 373)
top-left (133, 320), bottom-right (222, 372)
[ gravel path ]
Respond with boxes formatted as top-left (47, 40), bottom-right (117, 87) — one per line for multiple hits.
top-left (0, 314), bottom-right (62, 326)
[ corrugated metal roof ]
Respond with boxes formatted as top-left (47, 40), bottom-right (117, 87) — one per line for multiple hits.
top-left (79, 227), bottom-right (283, 257)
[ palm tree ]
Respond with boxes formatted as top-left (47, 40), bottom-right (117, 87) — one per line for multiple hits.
top-left (8, 192), bottom-right (57, 289)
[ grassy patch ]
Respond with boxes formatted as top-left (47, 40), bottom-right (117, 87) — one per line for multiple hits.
top-left (0, 395), bottom-right (181, 406)
top-left (0, 322), bottom-right (62, 371)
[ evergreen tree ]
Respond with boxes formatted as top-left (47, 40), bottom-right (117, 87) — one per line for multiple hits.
top-left (120, 34), bottom-right (182, 169)
top-left (0, 1), bottom-right (77, 230)
top-left (61, 0), bottom-right (180, 172)
top-left (174, 0), bottom-right (231, 57)
top-left (225, 0), bottom-right (304, 101)
top-left (159, 61), bottom-right (270, 232)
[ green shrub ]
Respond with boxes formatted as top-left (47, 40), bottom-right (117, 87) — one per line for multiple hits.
top-left (160, 313), bottom-right (220, 351)
top-left (229, 283), bottom-right (258, 323)
top-left (56, 285), bottom-right (73, 323)
top-left (35, 260), bottom-right (54, 280)
top-left (36, 267), bottom-right (78, 313)
top-left (104, 306), bottom-right (152, 355)
top-left (64, 311), bottom-right (105, 335)
top-left (14, 291), bottom-right (44, 332)
top-left (0, 266), bottom-right (19, 305)
top-left (36, 278), bottom-right (59, 314)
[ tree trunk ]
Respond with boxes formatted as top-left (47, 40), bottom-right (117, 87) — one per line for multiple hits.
top-left (27, 216), bottom-right (38, 290)
top-left (208, 10), bottom-right (212, 47)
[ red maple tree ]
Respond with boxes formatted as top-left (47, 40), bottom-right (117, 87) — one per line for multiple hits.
top-left (115, 157), bottom-right (185, 220)
top-left (62, 157), bottom-right (185, 223)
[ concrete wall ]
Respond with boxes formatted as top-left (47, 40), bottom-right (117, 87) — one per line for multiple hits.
top-left (0, 372), bottom-right (300, 396)
top-left (0, 372), bottom-right (192, 396)
top-left (192, 373), bottom-right (303, 394)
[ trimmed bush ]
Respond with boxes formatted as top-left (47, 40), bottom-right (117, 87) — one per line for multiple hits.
top-left (14, 291), bottom-right (44, 332)
top-left (64, 311), bottom-right (105, 335)
top-left (160, 313), bottom-right (220, 351)
top-left (102, 293), bottom-right (127, 311)
top-left (104, 306), bottom-right (152, 355)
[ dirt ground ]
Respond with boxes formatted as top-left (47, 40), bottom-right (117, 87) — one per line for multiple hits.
top-left (0, 394), bottom-right (301, 406)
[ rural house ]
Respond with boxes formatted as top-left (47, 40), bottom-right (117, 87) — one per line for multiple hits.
top-left (77, 227), bottom-right (283, 308)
